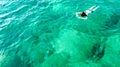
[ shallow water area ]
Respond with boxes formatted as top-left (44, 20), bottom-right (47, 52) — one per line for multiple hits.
top-left (0, 0), bottom-right (120, 67)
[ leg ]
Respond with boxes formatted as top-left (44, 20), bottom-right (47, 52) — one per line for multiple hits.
top-left (85, 6), bottom-right (99, 14)
top-left (92, 6), bottom-right (99, 11)
top-left (88, 6), bottom-right (99, 13)
top-left (88, 6), bottom-right (96, 10)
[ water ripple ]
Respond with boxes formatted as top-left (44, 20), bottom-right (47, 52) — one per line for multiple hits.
top-left (0, 0), bottom-right (120, 67)
top-left (0, 5), bottom-right (27, 18)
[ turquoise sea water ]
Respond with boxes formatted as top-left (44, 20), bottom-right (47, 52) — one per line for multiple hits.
top-left (0, 0), bottom-right (120, 67)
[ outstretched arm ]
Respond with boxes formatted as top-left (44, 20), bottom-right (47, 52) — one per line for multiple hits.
top-left (78, 16), bottom-right (88, 20)
top-left (76, 12), bottom-right (82, 17)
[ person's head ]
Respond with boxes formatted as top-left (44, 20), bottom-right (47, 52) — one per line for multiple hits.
top-left (80, 12), bottom-right (87, 17)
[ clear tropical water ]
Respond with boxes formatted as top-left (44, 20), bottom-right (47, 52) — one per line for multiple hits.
top-left (0, 0), bottom-right (120, 67)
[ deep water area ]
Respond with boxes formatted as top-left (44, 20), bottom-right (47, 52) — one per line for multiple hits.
top-left (0, 0), bottom-right (120, 67)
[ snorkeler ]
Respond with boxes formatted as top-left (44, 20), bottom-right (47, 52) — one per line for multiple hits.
top-left (76, 6), bottom-right (99, 20)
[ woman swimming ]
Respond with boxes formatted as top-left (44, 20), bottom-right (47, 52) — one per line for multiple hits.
top-left (76, 6), bottom-right (99, 20)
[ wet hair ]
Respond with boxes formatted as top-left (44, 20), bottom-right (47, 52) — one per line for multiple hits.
top-left (81, 12), bottom-right (87, 17)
